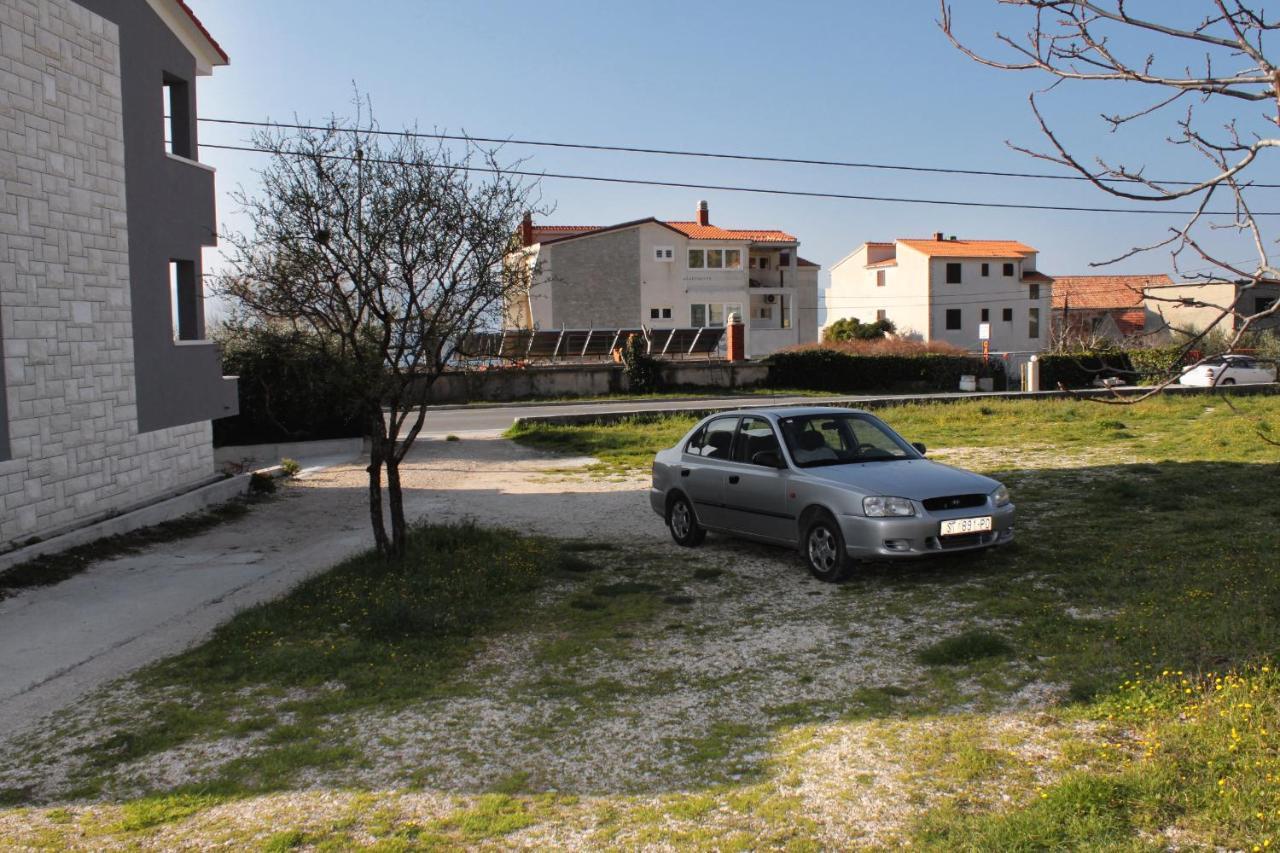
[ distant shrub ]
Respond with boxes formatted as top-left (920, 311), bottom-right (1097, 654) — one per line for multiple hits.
top-left (765, 345), bottom-right (1003, 393)
top-left (248, 472), bottom-right (277, 494)
top-left (620, 333), bottom-right (663, 393)
top-left (824, 316), bottom-right (897, 342)
top-left (1039, 346), bottom-right (1187, 388)
top-left (279, 458), bottom-right (301, 477)
top-left (213, 322), bottom-right (372, 447)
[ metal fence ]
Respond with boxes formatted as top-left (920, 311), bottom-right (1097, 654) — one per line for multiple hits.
top-left (458, 326), bottom-right (727, 364)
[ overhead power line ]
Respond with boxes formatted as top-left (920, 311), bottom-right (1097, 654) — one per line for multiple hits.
top-left (196, 116), bottom-right (1280, 190)
top-left (197, 142), bottom-right (1280, 217)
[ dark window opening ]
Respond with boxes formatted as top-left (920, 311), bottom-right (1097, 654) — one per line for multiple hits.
top-left (779, 251), bottom-right (791, 267)
top-left (1029, 307), bottom-right (1041, 339)
top-left (1029, 283), bottom-right (1040, 300)
top-left (876, 269), bottom-right (885, 287)
top-left (1002, 307), bottom-right (1013, 322)
top-left (170, 259), bottom-right (203, 340)
top-left (981, 263), bottom-right (989, 277)
top-left (1002, 262), bottom-right (1015, 277)
top-left (1256, 296), bottom-right (1276, 314)
top-left (945, 263), bottom-right (962, 284)
top-left (163, 75), bottom-right (193, 158)
top-left (981, 308), bottom-right (990, 322)
top-left (945, 308), bottom-right (962, 330)
top-left (876, 309), bottom-right (887, 321)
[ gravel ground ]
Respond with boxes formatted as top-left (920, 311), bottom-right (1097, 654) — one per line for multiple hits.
top-left (0, 436), bottom-right (1110, 848)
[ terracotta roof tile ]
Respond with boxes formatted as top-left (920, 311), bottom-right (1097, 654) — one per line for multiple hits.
top-left (1021, 270), bottom-right (1053, 284)
top-left (1052, 274), bottom-right (1173, 310)
top-left (1114, 308), bottom-right (1148, 336)
top-left (663, 221), bottom-right (796, 242)
top-left (898, 238), bottom-right (1038, 258)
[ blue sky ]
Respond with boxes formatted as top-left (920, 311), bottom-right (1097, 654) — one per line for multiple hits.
top-left (191, 1), bottom-right (1277, 320)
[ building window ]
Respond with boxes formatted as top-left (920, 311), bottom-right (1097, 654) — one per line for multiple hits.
top-left (876, 269), bottom-right (886, 287)
top-left (691, 248), bottom-right (742, 270)
top-left (163, 75), bottom-right (192, 158)
top-left (779, 295), bottom-right (791, 329)
top-left (758, 305), bottom-right (773, 320)
top-left (981, 263), bottom-right (989, 277)
top-left (1256, 296), bottom-right (1276, 313)
top-left (779, 251), bottom-right (791, 267)
top-left (876, 309), bottom-right (887, 322)
top-left (1029, 283), bottom-right (1040, 300)
top-left (654, 246), bottom-right (674, 262)
top-left (169, 259), bottom-right (202, 340)
top-left (1029, 307), bottom-right (1041, 339)
top-left (1002, 307), bottom-right (1013, 322)
top-left (981, 308), bottom-right (990, 322)
top-left (946, 308), bottom-right (962, 330)
top-left (649, 306), bottom-right (672, 320)
top-left (946, 263), bottom-right (962, 284)
top-left (691, 303), bottom-right (740, 327)
top-left (1002, 262), bottom-right (1015, 276)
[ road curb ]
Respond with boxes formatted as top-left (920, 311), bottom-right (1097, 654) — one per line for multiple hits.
top-left (509, 383), bottom-right (1280, 428)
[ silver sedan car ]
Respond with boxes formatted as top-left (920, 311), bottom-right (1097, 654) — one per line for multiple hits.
top-left (649, 407), bottom-right (1015, 581)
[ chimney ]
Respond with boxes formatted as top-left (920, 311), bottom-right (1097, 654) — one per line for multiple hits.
top-left (696, 200), bottom-right (710, 227)
top-left (520, 212), bottom-right (533, 247)
top-left (933, 231), bottom-right (944, 241)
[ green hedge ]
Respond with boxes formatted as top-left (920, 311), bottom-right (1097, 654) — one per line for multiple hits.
top-left (213, 325), bottom-right (369, 447)
top-left (1038, 346), bottom-right (1187, 389)
top-left (765, 349), bottom-right (1005, 393)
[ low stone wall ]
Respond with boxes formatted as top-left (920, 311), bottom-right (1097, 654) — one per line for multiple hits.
top-left (413, 361), bottom-right (769, 404)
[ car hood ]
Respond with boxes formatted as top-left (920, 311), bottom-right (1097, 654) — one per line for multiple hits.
top-left (799, 459), bottom-right (999, 500)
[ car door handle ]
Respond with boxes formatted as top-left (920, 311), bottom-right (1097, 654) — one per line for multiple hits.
top-left (728, 475), bottom-right (740, 485)
top-left (680, 469), bottom-right (690, 477)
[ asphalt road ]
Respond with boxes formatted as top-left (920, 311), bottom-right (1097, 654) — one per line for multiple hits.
top-left (408, 394), bottom-right (855, 437)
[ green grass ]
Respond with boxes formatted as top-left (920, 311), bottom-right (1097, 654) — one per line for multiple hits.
top-left (507, 392), bottom-right (1280, 471)
top-left (7, 392), bottom-right (1280, 848)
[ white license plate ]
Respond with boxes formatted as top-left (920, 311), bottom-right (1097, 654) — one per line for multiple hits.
top-left (940, 516), bottom-right (993, 536)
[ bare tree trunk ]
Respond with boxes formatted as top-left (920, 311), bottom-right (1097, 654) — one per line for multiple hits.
top-left (366, 409), bottom-right (391, 556)
top-left (386, 453), bottom-right (407, 558)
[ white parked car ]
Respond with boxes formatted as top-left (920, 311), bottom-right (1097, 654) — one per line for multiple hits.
top-left (1178, 354), bottom-right (1276, 386)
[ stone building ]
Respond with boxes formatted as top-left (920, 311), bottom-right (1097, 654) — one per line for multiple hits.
top-left (506, 202), bottom-right (820, 358)
top-left (0, 0), bottom-right (236, 548)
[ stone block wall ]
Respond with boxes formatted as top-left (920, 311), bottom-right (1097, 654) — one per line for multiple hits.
top-left (0, 0), bottom-right (214, 547)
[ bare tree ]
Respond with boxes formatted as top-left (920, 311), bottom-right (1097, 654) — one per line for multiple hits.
top-left (220, 97), bottom-right (541, 556)
top-left (941, 1), bottom-right (1280, 396)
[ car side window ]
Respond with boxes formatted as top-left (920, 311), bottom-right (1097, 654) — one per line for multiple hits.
top-left (687, 417), bottom-right (738, 459)
top-left (733, 416), bottom-right (782, 465)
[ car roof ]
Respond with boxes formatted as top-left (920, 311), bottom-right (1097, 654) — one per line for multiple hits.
top-left (704, 406), bottom-right (872, 419)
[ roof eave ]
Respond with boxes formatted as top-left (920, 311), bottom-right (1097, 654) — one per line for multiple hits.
top-left (145, 0), bottom-right (229, 75)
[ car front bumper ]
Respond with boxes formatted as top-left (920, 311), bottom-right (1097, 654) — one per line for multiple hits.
top-left (837, 503), bottom-right (1015, 560)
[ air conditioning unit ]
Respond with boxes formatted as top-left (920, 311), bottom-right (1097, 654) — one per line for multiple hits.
top-left (765, 293), bottom-right (777, 303)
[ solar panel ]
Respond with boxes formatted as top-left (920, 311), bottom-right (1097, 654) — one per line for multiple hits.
top-left (464, 327), bottom-right (727, 362)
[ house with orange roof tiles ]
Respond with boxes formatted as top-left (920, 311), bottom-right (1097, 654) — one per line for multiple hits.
top-left (505, 201), bottom-right (819, 357)
top-left (1051, 274), bottom-right (1173, 344)
top-left (827, 232), bottom-right (1052, 353)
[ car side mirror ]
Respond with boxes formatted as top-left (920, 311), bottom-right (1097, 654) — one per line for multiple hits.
top-left (912, 442), bottom-right (927, 456)
top-left (752, 450), bottom-right (786, 469)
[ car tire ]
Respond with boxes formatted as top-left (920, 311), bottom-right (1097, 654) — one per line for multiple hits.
top-left (802, 512), bottom-right (851, 582)
top-left (667, 494), bottom-right (706, 547)
top-left (1221, 378), bottom-right (1236, 386)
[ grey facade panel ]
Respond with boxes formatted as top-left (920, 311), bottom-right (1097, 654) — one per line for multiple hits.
top-left (0, 300), bottom-right (7, 462)
top-left (73, 0), bottom-right (237, 432)
top-left (546, 228), bottom-right (642, 329)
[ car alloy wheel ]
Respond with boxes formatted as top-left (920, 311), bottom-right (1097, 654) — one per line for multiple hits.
top-left (667, 495), bottom-right (705, 547)
top-left (804, 515), bottom-right (849, 581)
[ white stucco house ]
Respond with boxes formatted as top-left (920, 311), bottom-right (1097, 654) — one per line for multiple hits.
top-left (826, 233), bottom-right (1053, 353)
top-left (505, 202), bottom-right (820, 358)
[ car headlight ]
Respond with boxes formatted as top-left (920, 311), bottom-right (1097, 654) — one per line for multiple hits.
top-left (863, 496), bottom-right (915, 517)
top-left (991, 485), bottom-right (1011, 507)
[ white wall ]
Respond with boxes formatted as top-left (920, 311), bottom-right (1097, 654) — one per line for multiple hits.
top-left (925, 253), bottom-right (1049, 352)
top-left (0, 0), bottom-right (215, 547)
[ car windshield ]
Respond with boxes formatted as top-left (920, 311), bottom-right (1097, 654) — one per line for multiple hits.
top-left (777, 413), bottom-right (919, 468)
